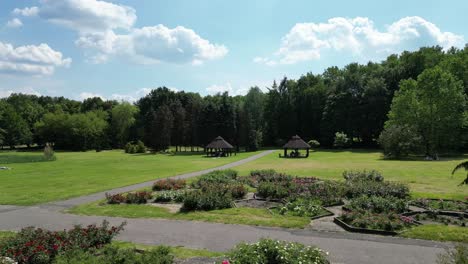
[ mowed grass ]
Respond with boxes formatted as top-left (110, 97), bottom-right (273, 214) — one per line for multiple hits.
top-left (0, 150), bottom-right (261, 205)
top-left (401, 225), bottom-right (468, 243)
top-left (112, 241), bottom-right (224, 259)
top-left (235, 150), bottom-right (468, 200)
top-left (68, 201), bottom-right (310, 229)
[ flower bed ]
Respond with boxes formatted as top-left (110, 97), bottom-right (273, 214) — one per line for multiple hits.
top-left (401, 210), bottom-right (467, 227)
top-left (105, 191), bottom-right (152, 204)
top-left (225, 238), bottom-right (329, 264)
top-left (269, 198), bottom-right (333, 219)
top-left (335, 211), bottom-right (416, 235)
top-left (152, 179), bottom-right (186, 191)
top-left (410, 198), bottom-right (468, 212)
top-left (0, 221), bottom-right (124, 264)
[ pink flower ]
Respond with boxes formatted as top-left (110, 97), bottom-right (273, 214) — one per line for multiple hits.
top-left (222, 260), bottom-right (230, 264)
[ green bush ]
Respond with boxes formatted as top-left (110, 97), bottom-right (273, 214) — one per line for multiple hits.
top-left (182, 189), bottom-right (233, 211)
top-left (226, 238), bottom-right (329, 264)
top-left (124, 142), bottom-right (132, 153)
top-left (308, 139), bottom-right (320, 148)
top-left (135, 140), bottom-right (147, 153)
top-left (152, 179), bottom-right (186, 191)
top-left (333, 131), bottom-right (350, 148)
top-left (378, 124), bottom-right (423, 159)
top-left (125, 191), bottom-right (152, 204)
top-left (54, 245), bottom-right (173, 264)
top-left (308, 181), bottom-right (346, 206)
top-left (343, 170), bottom-right (384, 182)
top-left (257, 181), bottom-right (291, 199)
top-left (192, 170), bottom-right (238, 188)
top-left (341, 211), bottom-right (413, 231)
top-left (345, 180), bottom-right (409, 199)
top-left (43, 143), bottom-right (56, 161)
top-left (348, 195), bottom-right (408, 214)
top-left (250, 169), bottom-right (277, 178)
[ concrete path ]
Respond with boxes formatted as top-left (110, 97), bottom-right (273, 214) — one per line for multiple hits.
top-left (0, 150), bottom-right (452, 264)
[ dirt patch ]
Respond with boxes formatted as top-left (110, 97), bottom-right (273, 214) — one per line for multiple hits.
top-left (149, 203), bottom-right (182, 213)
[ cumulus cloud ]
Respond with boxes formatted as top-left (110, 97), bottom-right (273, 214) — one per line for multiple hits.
top-left (0, 86), bottom-right (40, 98)
top-left (205, 83), bottom-right (255, 96)
top-left (0, 42), bottom-right (71, 75)
top-left (12, 6), bottom-right (39, 17)
top-left (79, 92), bottom-right (105, 100)
top-left (255, 16), bottom-right (465, 65)
top-left (80, 87), bottom-right (179, 102)
top-left (16, 0), bottom-right (227, 65)
top-left (6, 18), bottom-right (23, 28)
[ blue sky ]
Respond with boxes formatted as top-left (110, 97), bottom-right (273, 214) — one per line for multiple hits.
top-left (0, 0), bottom-right (466, 101)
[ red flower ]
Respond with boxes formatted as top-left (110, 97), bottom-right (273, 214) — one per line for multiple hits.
top-left (222, 260), bottom-right (230, 264)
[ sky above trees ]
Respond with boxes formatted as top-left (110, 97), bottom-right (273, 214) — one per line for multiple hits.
top-left (0, 0), bottom-right (466, 100)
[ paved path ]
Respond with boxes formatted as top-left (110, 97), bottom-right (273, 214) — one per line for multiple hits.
top-left (0, 150), bottom-right (451, 264)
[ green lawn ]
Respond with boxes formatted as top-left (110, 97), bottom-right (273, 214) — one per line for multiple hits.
top-left (401, 225), bottom-right (468, 243)
top-left (0, 150), bottom-right (261, 205)
top-left (68, 201), bottom-right (310, 229)
top-left (235, 149), bottom-right (468, 200)
top-left (112, 241), bottom-right (224, 259)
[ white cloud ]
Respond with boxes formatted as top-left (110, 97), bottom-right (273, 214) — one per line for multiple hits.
top-left (12, 6), bottom-right (39, 17)
top-left (79, 92), bottom-right (105, 100)
top-left (206, 83), bottom-right (233, 95)
top-left (17, 0), bottom-right (227, 65)
top-left (6, 18), bottom-right (23, 28)
top-left (255, 16), bottom-right (465, 65)
top-left (0, 86), bottom-right (40, 98)
top-left (36, 0), bottom-right (136, 33)
top-left (0, 42), bottom-right (71, 75)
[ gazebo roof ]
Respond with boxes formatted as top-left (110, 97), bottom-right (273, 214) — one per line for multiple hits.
top-left (206, 136), bottom-right (234, 149)
top-left (283, 135), bottom-right (311, 149)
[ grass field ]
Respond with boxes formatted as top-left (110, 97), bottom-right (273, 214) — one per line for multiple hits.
top-left (0, 150), bottom-right (261, 205)
top-left (68, 201), bottom-right (310, 228)
top-left (400, 225), bottom-right (468, 243)
top-left (235, 149), bottom-right (468, 200)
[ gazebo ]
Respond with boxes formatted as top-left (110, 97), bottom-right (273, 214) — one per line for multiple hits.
top-left (280, 135), bottom-right (311, 158)
top-left (205, 136), bottom-right (235, 157)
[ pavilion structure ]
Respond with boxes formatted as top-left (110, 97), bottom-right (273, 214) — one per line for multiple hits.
top-left (279, 135), bottom-right (311, 158)
top-left (205, 136), bottom-right (235, 157)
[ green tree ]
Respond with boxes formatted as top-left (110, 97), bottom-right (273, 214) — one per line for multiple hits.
top-left (0, 104), bottom-right (32, 148)
top-left (148, 105), bottom-right (174, 151)
top-left (111, 102), bottom-right (138, 147)
top-left (386, 67), bottom-right (467, 158)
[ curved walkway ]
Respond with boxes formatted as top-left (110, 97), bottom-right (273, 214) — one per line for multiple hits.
top-left (0, 150), bottom-right (451, 264)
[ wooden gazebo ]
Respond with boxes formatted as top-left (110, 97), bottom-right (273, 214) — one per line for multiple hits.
top-left (279, 135), bottom-right (311, 158)
top-left (205, 136), bottom-right (235, 157)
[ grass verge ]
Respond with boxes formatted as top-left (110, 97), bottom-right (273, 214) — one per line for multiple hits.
top-left (400, 225), bottom-right (468, 243)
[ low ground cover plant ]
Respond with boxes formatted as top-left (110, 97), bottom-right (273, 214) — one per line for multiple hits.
top-left (225, 238), bottom-right (329, 264)
top-left (348, 195), bottom-right (408, 214)
top-left (340, 211), bottom-right (414, 231)
top-left (0, 221), bottom-right (125, 264)
top-left (54, 245), bottom-right (173, 264)
top-left (192, 170), bottom-right (238, 188)
top-left (153, 190), bottom-right (186, 203)
top-left (411, 198), bottom-right (468, 212)
top-left (276, 198), bottom-right (326, 217)
top-left (182, 189), bottom-right (233, 211)
top-left (343, 170), bottom-right (384, 182)
top-left (413, 212), bottom-right (466, 227)
top-left (105, 191), bottom-right (152, 204)
top-left (344, 171), bottom-right (409, 199)
top-left (152, 179), bottom-right (186, 191)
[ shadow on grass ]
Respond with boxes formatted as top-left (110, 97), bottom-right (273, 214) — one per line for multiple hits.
top-left (0, 154), bottom-right (55, 164)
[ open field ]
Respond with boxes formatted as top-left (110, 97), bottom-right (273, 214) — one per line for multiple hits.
top-left (0, 150), bottom-right (261, 205)
top-left (235, 149), bottom-right (468, 200)
top-left (68, 201), bottom-right (310, 228)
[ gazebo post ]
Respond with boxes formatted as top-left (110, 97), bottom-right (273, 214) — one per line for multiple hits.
top-left (284, 148), bottom-right (287, 158)
top-left (306, 148), bottom-right (310, 158)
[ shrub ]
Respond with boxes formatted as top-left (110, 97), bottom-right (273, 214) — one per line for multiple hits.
top-left (54, 245), bottom-right (173, 264)
top-left (0, 221), bottom-right (124, 264)
top-left (152, 179), bottom-right (186, 191)
top-left (125, 191), bottom-right (152, 204)
top-left (192, 170), bottom-right (238, 188)
top-left (340, 211), bottom-right (412, 231)
top-left (182, 189), bottom-right (233, 211)
top-left (257, 181), bottom-right (291, 200)
top-left (411, 198), bottom-right (468, 212)
top-left (343, 170), bottom-right (384, 182)
top-left (250, 169), bottom-right (277, 178)
top-left (308, 181), bottom-right (346, 206)
top-left (378, 124), bottom-right (423, 159)
top-left (153, 190), bottom-right (186, 203)
top-left (333, 132), bottom-right (350, 148)
top-left (348, 195), bottom-right (408, 214)
top-left (128, 145), bottom-right (137, 154)
top-left (43, 143), bottom-right (56, 161)
top-left (345, 180), bottom-right (409, 199)
top-left (105, 193), bottom-right (126, 204)
top-left (226, 238), bottom-right (329, 264)
top-left (308, 139), bottom-right (321, 148)
top-left (225, 183), bottom-right (247, 199)
top-left (437, 243), bottom-right (468, 264)
top-left (124, 142), bottom-right (132, 153)
top-left (135, 140), bottom-right (147, 153)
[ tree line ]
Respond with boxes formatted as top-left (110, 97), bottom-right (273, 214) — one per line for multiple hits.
top-left (0, 45), bottom-right (466, 158)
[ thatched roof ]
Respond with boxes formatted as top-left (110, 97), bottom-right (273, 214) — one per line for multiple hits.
top-left (206, 136), bottom-right (234, 149)
top-left (283, 135), bottom-right (311, 149)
